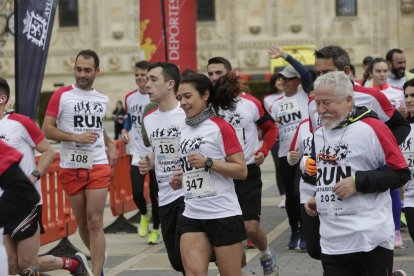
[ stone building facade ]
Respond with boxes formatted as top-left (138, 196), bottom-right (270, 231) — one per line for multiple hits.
top-left (0, 0), bottom-right (413, 112)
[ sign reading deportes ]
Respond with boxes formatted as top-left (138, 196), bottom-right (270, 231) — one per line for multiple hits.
top-left (15, 0), bottom-right (58, 119)
top-left (140, 0), bottom-right (196, 71)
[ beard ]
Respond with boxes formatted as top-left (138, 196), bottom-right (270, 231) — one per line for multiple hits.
top-left (391, 66), bottom-right (405, 79)
top-left (320, 116), bottom-right (342, 130)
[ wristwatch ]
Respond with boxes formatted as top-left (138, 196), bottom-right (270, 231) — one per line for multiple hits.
top-left (31, 169), bottom-right (41, 181)
top-left (205, 157), bottom-right (213, 169)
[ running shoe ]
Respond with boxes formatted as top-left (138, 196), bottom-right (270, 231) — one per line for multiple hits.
top-left (71, 252), bottom-right (92, 276)
top-left (278, 195), bottom-right (286, 208)
top-left (19, 267), bottom-right (40, 276)
top-left (147, 229), bottom-right (160, 244)
top-left (260, 249), bottom-right (279, 275)
top-left (287, 231), bottom-right (300, 250)
top-left (245, 239), bottom-right (256, 249)
top-left (393, 270), bottom-right (407, 276)
top-left (138, 214), bottom-right (150, 237)
top-left (394, 230), bottom-right (404, 249)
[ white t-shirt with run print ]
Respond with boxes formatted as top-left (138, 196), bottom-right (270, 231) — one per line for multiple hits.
top-left (179, 116), bottom-right (243, 219)
top-left (0, 112), bottom-right (44, 204)
top-left (270, 89), bottom-right (309, 157)
top-left (46, 85), bottom-right (109, 168)
top-left (314, 117), bottom-right (406, 255)
top-left (124, 90), bottom-right (152, 160)
top-left (143, 104), bottom-right (186, 207)
top-left (220, 93), bottom-right (266, 165)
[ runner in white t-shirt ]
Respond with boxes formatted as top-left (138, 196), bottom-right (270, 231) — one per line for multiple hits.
top-left (43, 50), bottom-right (117, 276)
top-left (169, 72), bottom-right (247, 275)
top-left (268, 65), bottom-right (309, 251)
top-left (138, 62), bottom-right (186, 273)
top-left (121, 60), bottom-right (160, 244)
top-left (304, 46), bottom-right (411, 263)
top-left (207, 57), bottom-right (279, 275)
top-left (305, 72), bottom-right (410, 275)
top-left (0, 77), bottom-right (91, 275)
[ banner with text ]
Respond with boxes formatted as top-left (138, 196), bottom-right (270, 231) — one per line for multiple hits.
top-left (140, 0), bottom-right (196, 71)
top-left (16, 0), bottom-right (58, 119)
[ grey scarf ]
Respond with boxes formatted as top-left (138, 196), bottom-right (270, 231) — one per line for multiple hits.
top-left (186, 105), bottom-right (215, 127)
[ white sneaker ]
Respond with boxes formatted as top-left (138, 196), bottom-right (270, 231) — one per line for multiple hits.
top-left (278, 195), bottom-right (286, 208)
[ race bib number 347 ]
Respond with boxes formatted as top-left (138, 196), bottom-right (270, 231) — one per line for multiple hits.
top-left (184, 169), bottom-right (215, 199)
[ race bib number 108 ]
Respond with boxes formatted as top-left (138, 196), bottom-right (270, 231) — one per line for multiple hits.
top-left (64, 148), bottom-right (93, 169)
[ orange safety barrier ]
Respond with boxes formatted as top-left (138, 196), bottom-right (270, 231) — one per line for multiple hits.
top-left (37, 153), bottom-right (77, 246)
top-left (37, 140), bottom-right (151, 241)
top-left (104, 140), bottom-right (151, 233)
top-left (109, 141), bottom-right (137, 216)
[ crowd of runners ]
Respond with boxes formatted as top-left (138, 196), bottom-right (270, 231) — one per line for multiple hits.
top-left (0, 43), bottom-right (413, 276)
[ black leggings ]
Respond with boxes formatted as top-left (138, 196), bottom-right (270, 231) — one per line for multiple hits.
top-left (404, 207), bottom-right (414, 243)
top-left (278, 157), bottom-right (302, 232)
top-left (300, 204), bottom-right (321, 260)
top-left (159, 197), bottom-right (185, 273)
top-left (130, 165), bottom-right (160, 229)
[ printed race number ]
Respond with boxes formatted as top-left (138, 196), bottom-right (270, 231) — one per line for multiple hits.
top-left (403, 152), bottom-right (414, 175)
top-left (64, 148), bottom-right (93, 169)
top-left (152, 137), bottom-right (179, 160)
top-left (278, 98), bottom-right (299, 115)
top-left (320, 193), bottom-right (342, 203)
top-left (184, 169), bottom-right (215, 199)
top-left (186, 177), bottom-right (203, 190)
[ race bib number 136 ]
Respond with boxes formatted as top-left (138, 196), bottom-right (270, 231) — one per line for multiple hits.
top-left (153, 137), bottom-right (180, 160)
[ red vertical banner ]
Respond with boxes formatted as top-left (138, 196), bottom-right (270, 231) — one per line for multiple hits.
top-left (140, 0), bottom-right (197, 71)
